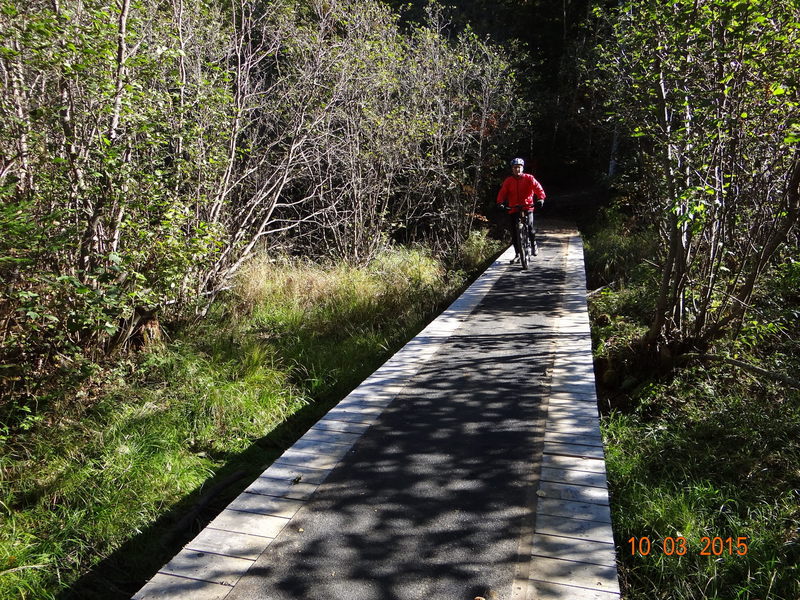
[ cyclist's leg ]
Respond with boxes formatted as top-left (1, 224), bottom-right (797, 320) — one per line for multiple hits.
top-left (510, 212), bottom-right (521, 259)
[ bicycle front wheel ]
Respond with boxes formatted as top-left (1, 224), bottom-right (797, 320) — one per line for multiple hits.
top-left (518, 219), bottom-right (531, 269)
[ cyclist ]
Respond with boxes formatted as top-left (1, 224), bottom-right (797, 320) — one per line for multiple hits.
top-left (496, 157), bottom-right (546, 263)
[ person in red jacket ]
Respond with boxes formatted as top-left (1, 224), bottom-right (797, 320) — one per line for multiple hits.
top-left (496, 157), bottom-right (546, 263)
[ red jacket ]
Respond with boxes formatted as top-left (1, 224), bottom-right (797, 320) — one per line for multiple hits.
top-left (496, 173), bottom-right (546, 213)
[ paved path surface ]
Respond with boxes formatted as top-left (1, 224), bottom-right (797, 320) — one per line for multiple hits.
top-left (133, 221), bottom-right (620, 600)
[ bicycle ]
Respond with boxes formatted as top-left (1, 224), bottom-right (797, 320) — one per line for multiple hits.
top-left (516, 207), bottom-right (539, 269)
top-left (513, 207), bottom-right (538, 270)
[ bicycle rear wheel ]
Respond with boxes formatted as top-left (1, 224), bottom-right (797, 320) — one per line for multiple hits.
top-left (518, 219), bottom-right (531, 269)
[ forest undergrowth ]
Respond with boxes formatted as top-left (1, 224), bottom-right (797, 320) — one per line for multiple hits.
top-left (583, 205), bottom-right (800, 600)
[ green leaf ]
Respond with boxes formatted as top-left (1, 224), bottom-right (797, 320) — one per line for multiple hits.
top-left (784, 124), bottom-right (800, 145)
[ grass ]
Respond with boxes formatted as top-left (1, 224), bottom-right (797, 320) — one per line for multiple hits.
top-left (602, 372), bottom-right (800, 600)
top-left (0, 235), bottom-right (503, 600)
top-left (584, 207), bottom-right (800, 599)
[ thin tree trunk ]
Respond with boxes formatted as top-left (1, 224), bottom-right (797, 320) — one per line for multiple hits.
top-left (109, 0), bottom-right (131, 142)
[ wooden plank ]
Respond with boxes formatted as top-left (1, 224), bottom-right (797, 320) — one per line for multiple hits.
top-left (185, 528), bottom-right (271, 560)
top-left (244, 477), bottom-right (319, 500)
top-left (530, 557), bottom-right (620, 594)
top-left (541, 454), bottom-right (607, 474)
top-left (545, 416), bottom-right (602, 430)
top-left (548, 391), bottom-right (597, 404)
top-left (291, 437), bottom-right (355, 456)
top-left (525, 580), bottom-right (620, 600)
top-left (544, 431), bottom-right (604, 447)
top-left (537, 481), bottom-right (610, 506)
top-left (132, 574), bottom-right (233, 600)
top-left (540, 467), bottom-right (608, 489)
top-left (312, 419), bottom-right (371, 435)
top-left (299, 429), bottom-right (363, 446)
top-left (277, 447), bottom-right (346, 470)
top-left (261, 461), bottom-right (333, 485)
top-left (536, 498), bottom-right (612, 524)
top-left (550, 365), bottom-right (596, 378)
top-left (532, 534), bottom-right (617, 567)
top-left (225, 493), bottom-right (303, 519)
top-left (159, 549), bottom-right (253, 586)
top-left (548, 382), bottom-right (598, 398)
top-left (544, 442), bottom-right (605, 460)
top-left (535, 515), bottom-right (615, 544)
top-left (208, 510), bottom-right (290, 539)
top-left (546, 408), bottom-right (600, 422)
top-left (318, 409), bottom-right (379, 425)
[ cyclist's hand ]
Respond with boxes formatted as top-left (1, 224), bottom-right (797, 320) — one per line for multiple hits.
top-left (535, 199), bottom-right (544, 210)
top-left (497, 202), bottom-right (508, 212)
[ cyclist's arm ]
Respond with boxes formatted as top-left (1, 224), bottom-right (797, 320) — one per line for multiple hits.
top-left (531, 177), bottom-right (546, 201)
top-left (496, 179), bottom-right (509, 206)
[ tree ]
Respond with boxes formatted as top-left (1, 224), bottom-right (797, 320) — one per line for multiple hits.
top-left (591, 0), bottom-right (800, 358)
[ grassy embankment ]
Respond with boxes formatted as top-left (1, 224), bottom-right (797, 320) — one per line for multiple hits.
top-left (583, 207), bottom-right (800, 600)
top-left (0, 232), bottom-right (503, 600)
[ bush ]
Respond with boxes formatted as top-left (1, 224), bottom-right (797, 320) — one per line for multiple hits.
top-left (457, 228), bottom-right (505, 272)
top-left (583, 205), bottom-right (657, 289)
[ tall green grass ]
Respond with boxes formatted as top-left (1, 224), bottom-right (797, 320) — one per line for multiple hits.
top-left (0, 239), bottom-right (501, 599)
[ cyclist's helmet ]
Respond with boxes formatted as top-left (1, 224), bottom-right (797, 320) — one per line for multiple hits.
top-left (510, 158), bottom-right (525, 167)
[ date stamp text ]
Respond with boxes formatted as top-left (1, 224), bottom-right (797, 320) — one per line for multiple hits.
top-left (628, 536), bottom-right (749, 557)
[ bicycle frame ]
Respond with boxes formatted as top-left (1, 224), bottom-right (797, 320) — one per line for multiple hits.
top-left (514, 208), bottom-right (536, 270)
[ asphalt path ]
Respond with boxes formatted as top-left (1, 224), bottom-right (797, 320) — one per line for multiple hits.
top-left (225, 227), bottom-right (572, 600)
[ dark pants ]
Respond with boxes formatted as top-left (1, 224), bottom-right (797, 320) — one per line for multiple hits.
top-left (502, 210), bottom-right (535, 255)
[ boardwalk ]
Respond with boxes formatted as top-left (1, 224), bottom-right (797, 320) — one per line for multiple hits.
top-left (133, 221), bottom-right (619, 600)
